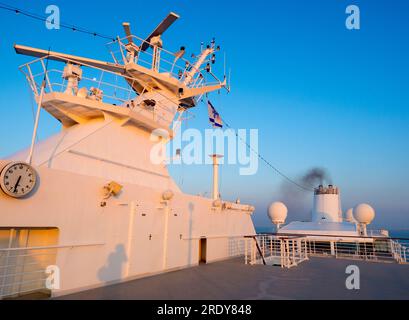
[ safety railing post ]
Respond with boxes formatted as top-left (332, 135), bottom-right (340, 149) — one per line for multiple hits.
top-left (304, 239), bottom-right (308, 259)
top-left (280, 239), bottom-right (284, 268)
top-left (40, 59), bottom-right (52, 92)
top-left (399, 244), bottom-right (403, 263)
top-left (26, 64), bottom-right (39, 96)
top-left (389, 239), bottom-right (394, 260)
top-left (251, 241), bottom-right (256, 264)
top-left (244, 238), bottom-right (248, 265)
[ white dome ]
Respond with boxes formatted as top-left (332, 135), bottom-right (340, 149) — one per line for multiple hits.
top-left (345, 208), bottom-right (355, 222)
top-left (268, 202), bottom-right (288, 225)
top-left (353, 203), bottom-right (375, 224)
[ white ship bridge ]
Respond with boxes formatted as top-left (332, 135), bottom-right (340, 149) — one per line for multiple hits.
top-left (0, 13), bottom-right (255, 300)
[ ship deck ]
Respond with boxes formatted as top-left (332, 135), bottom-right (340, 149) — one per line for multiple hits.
top-left (55, 257), bottom-right (409, 300)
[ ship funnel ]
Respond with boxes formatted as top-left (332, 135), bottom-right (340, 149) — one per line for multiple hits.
top-left (312, 184), bottom-right (342, 222)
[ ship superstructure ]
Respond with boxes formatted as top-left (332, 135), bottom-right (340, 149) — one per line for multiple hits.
top-left (0, 13), bottom-right (255, 298)
top-left (276, 184), bottom-right (382, 238)
top-left (261, 184), bottom-right (405, 266)
top-left (238, 185), bottom-right (409, 268)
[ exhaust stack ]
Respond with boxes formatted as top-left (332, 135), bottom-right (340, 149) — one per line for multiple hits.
top-left (312, 185), bottom-right (342, 222)
top-left (210, 154), bottom-right (223, 200)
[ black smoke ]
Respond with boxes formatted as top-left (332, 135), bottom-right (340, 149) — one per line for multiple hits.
top-left (300, 168), bottom-right (332, 188)
top-left (273, 167), bottom-right (332, 222)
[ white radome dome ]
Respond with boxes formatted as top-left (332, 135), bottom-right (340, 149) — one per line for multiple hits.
top-left (345, 208), bottom-right (355, 222)
top-left (353, 203), bottom-right (375, 224)
top-left (268, 202), bottom-right (288, 225)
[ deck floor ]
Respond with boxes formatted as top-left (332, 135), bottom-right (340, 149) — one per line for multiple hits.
top-left (57, 257), bottom-right (409, 300)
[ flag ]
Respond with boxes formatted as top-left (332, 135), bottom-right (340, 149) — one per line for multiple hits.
top-left (207, 100), bottom-right (223, 128)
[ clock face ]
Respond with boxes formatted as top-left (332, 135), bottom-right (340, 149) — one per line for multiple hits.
top-left (0, 162), bottom-right (37, 198)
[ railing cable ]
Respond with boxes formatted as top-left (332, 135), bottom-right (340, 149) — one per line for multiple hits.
top-left (0, 2), bottom-right (116, 41)
top-left (215, 109), bottom-right (314, 192)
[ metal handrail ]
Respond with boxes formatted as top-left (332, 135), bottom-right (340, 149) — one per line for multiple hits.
top-left (0, 242), bottom-right (105, 299)
top-left (19, 57), bottom-right (180, 125)
top-left (244, 235), bottom-right (309, 268)
top-left (245, 233), bottom-right (409, 266)
top-left (280, 233), bottom-right (408, 264)
top-left (0, 242), bottom-right (105, 252)
top-left (107, 34), bottom-right (224, 91)
top-left (107, 35), bottom-right (199, 82)
top-left (20, 53), bottom-right (180, 103)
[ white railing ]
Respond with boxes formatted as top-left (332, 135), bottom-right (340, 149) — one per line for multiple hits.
top-left (275, 233), bottom-right (409, 265)
top-left (19, 56), bottom-right (185, 127)
top-left (106, 35), bottom-right (221, 90)
top-left (0, 246), bottom-right (56, 299)
top-left (390, 239), bottom-right (409, 264)
top-left (0, 243), bottom-right (104, 299)
top-left (245, 234), bottom-right (409, 268)
top-left (244, 235), bottom-right (309, 268)
top-left (308, 238), bottom-right (409, 264)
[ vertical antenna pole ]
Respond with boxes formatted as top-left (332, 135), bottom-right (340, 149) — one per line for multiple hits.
top-left (210, 154), bottom-right (223, 200)
top-left (27, 49), bottom-right (50, 165)
top-left (213, 156), bottom-right (219, 200)
top-left (228, 68), bottom-right (232, 91)
top-left (223, 52), bottom-right (226, 80)
top-left (117, 36), bottom-right (126, 64)
top-left (27, 80), bottom-right (45, 165)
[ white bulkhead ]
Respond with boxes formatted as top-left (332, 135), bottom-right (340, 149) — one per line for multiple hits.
top-left (0, 12), bottom-right (255, 298)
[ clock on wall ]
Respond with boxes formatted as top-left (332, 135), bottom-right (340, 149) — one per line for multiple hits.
top-left (0, 162), bottom-right (37, 198)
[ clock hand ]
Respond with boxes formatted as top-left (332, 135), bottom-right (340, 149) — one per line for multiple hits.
top-left (13, 176), bottom-right (22, 193)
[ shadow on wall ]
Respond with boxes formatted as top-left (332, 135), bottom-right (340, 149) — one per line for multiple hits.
top-left (98, 244), bottom-right (127, 283)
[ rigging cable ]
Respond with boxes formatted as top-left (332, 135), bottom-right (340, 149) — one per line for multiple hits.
top-left (216, 112), bottom-right (314, 192)
top-left (0, 2), bottom-right (116, 41)
top-left (0, 2), bottom-right (314, 192)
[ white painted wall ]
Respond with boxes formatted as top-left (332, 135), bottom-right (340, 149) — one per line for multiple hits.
top-left (0, 162), bottom-right (255, 296)
top-left (0, 94), bottom-right (256, 296)
top-left (8, 117), bottom-right (180, 193)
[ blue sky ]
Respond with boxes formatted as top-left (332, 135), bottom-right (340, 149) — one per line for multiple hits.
top-left (0, 0), bottom-right (408, 229)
